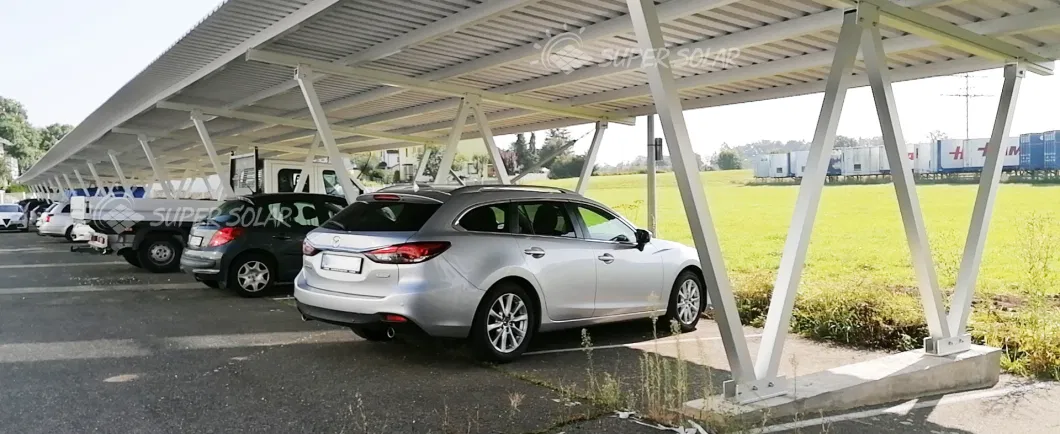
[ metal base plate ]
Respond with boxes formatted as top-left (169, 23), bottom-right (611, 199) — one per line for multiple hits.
top-left (924, 334), bottom-right (972, 356)
top-left (723, 376), bottom-right (789, 404)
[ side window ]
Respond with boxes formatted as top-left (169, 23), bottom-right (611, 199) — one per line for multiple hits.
top-left (458, 204), bottom-right (508, 233)
top-left (515, 202), bottom-right (575, 238)
top-left (277, 169), bottom-right (309, 193)
top-left (61, 204), bottom-right (71, 213)
top-left (320, 201), bottom-right (345, 220)
top-left (265, 201), bottom-right (319, 229)
top-left (322, 170), bottom-right (343, 197)
top-left (576, 205), bottom-right (636, 243)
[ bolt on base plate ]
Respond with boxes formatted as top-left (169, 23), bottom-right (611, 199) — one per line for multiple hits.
top-left (723, 376), bottom-right (789, 404)
top-left (924, 334), bottom-right (972, 356)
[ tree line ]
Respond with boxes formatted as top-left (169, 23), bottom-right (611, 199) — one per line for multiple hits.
top-left (0, 96), bottom-right (74, 186)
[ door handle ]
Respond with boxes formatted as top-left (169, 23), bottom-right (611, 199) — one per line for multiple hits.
top-left (598, 253), bottom-right (615, 264)
top-left (523, 247), bottom-right (546, 258)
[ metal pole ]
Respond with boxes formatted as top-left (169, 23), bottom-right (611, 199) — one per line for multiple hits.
top-left (949, 64), bottom-right (1023, 335)
top-left (295, 65), bottom-right (360, 204)
top-left (54, 176), bottom-right (65, 197)
top-left (435, 97), bottom-right (473, 184)
top-left (646, 115), bottom-right (657, 235)
top-left (74, 169), bottom-right (89, 194)
top-left (471, 100), bottom-right (511, 184)
top-left (108, 151), bottom-right (130, 196)
top-left (137, 135), bottom-right (177, 199)
top-left (191, 111), bottom-right (235, 198)
top-left (414, 148), bottom-right (432, 183)
top-left (627, 0), bottom-right (755, 386)
top-left (861, 7), bottom-right (950, 342)
top-left (86, 162), bottom-right (105, 196)
top-left (576, 121), bottom-right (608, 194)
top-left (755, 10), bottom-right (862, 381)
top-left (294, 134), bottom-right (321, 192)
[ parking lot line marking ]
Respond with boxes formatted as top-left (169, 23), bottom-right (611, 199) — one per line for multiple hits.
top-left (0, 339), bottom-right (151, 363)
top-left (523, 334), bottom-right (764, 356)
top-left (163, 330), bottom-right (355, 350)
top-left (746, 383), bottom-right (1053, 433)
top-left (0, 282), bottom-right (204, 295)
top-left (0, 261), bottom-right (126, 269)
top-left (0, 247), bottom-right (75, 254)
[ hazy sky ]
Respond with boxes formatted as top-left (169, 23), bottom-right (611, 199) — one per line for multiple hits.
top-left (3, 0), bottom-right (1058, 166)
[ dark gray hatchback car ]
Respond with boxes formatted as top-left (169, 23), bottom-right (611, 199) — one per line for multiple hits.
top-left (180, 192), bottom-right (347, 296)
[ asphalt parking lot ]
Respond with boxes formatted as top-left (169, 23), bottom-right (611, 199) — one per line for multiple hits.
top-left (1, 231), bottom-right (1057, 433)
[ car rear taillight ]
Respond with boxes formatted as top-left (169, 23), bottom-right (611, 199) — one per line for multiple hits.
top-left (208, 227), bottom-right (244, 247)
top-left (372, 194), bottom-right (401, 201)
top-left (364, 242), bottom-right (450, 264)
top-left (302, 240), bottom-right (320, 256)
top-left (44, 215), bottom-right (51, 223)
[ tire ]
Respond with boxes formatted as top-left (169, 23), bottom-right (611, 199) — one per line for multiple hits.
top-left (223, 252), bottom-right (276, 298)
top-left (665, 270), bottom-right (705, 333)
top-left (350, 326), bottom-right (394, 342)
top-left (198, 279), bottom-right (220, 289)
top-left (63, 226), bottom-right (74, 242)
top-left (121, 250), bottom-right (142, 268)
top-left (470, 281), bottom-right (536, 363)
top-left (137, 234), bottom-right (182, 273)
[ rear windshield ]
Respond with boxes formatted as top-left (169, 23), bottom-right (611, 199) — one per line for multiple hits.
top-left (322, 201), bottom-right (440, 232)
top-left (0, 205), bottom-right (20, 213)
top-left (208, 199), bottom-right (261, 226)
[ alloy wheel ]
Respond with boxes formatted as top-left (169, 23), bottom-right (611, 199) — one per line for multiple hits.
top-left (677, 279), bottom-right (701, 325)
top-left (486, 293), bottom-right (529, 353)
top-left (237, 261), bottom-right (270, 292)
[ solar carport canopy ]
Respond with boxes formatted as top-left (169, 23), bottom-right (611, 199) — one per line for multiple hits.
top-left (18, 0), bottom-right (1060, 184)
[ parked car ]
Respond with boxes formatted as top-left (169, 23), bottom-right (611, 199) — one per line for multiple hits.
top-left (0, 204), bottom-right (25, 231)
top-left (295, 185), bottom-right (706, 362)
top-left (180, 193), bottom-right (348, 296)
top-left (18, 199), bottom-right (52, 232)
top-left (38, 202), bottom-right (78, 241)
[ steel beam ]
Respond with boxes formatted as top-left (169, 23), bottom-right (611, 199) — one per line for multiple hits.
top-left (413, 148), bottom-right (431, 183)
top-left (86, 162), bottom-right (105, 196)
top-left (510, 138), bottom-right (579, 183)
top-left (294, 134), bottom-right (321, 192)
top-left (575, 122), bottom-right (608, 194)
top-left (137, 135), bottom-right (176, 199)
top-left (948, 64), bottom-right (1024, 336)
top-left (435, 97), bottom-right (473, 184)
top-left (626, 0), bottom-right (756, 389)
top-left (294, 65), bottom-right (359, 203)
top-left (861, 5), bottom-right (951, 342)
top-left (471, 100), bottom-right (511, 184)
top-left (247, 50), bottom-right (629, 125)
top-left (646, 116), bottom-right (657, 235)
top-left (191, 111), bottom-right (235, 198)
top-left (73, 169), bottom-right (89, 193)
top-left (755, 10), bottom-right (863, 381)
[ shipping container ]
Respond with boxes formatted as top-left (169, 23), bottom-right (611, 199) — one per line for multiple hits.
top-left (790, 150), bottom-right (810, 177)
top-left (913, 142), bottom-right (933, 173)
top-left (1045, 131), bottom-right (1059, 170)
top-left (1019, 133), bottom-right (1045, 170)
top-left (957, 137), bottom-right (1022, 170)
top-left (753, 155), bottom-right (772, 178)
top-left (770, 153), bottom-right (791, 178)
top-left (828, 150), bottom-right (842, 176)
top-left (841, 146), bottom-right (884, 176)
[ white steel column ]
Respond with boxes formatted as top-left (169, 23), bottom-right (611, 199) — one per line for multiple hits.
top-left (861, 6), bottom-right (952, 347)
top-left (948, 64), bottom-right (1024, 336)
top-left (191, 111), bottom-right (235, 198)
top-left (294, 134), bottom-right (321, 192)
top-left (62, 174), bottom-right (77, 194)
top-left (576, 121), bottom-right (608, 194)
top-left (471, 100), bottom-right (511, 184)
top-left (108, 151), bottom-right (130, 195)
top-left (627, 0), bottom-right (756, 387)
top-left (73, 169), bottom-right (89, 194)
top-left (137, 134), bottom-right (177, 199)
top-left (295, 65), bottom-right (359, 203)
top-left (54, 176), bottom-right (66, 196)
top-left (414, 148), bottom-right (432, 183)
top-left (86, 162), bottom-right (105, 196)
top-left (435, 97), bottom-right (473, 184)
top-left (176, 169), bottom-right (193, 198)
top-left (755, 10), bottom-right (862, 381)
top-left (646, 116), bottom-right (657, 235)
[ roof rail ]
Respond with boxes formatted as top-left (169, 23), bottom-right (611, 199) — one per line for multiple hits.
top-left (451, 185), bottom-right (575, 195)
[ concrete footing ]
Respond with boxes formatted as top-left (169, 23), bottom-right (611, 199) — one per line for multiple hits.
top-left (683, 345), bottom-right (1001, 421)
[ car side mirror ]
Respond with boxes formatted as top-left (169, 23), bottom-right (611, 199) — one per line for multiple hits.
top-left (635, 229), bottom-right (651, 250)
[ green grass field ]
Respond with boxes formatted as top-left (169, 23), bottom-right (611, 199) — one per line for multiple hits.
top-left (539, 170), bottom-right (1060, 380)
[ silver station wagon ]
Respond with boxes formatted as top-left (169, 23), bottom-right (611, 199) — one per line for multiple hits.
top-left (295, 185), bottom-right (706, 361)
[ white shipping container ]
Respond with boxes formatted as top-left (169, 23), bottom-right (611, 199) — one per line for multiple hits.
top-left (935, 138), bottom-right (1020, 172)
top-left (841, 147), bottom-right (884, 176)
top-left (769, 153), bottom-right (791, 178)
top-left (878, 145), bottom-right (916, 173)
top-left (914, 142), bottom-right (933, 173)
top-left (753, 155), bottom-right (771, 178)
top-left (790, 150), bottom-right (810, 177)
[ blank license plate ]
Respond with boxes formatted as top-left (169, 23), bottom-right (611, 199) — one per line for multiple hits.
top-left (321, 254), bottom-right (363, 274)
top-left (189, 236), bottom-right (203, 247)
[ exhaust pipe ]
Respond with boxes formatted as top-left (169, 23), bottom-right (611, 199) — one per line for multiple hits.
top-left (386, 327), bottom-right (396, 339)
top-left (300, 314), bottom-right (311, 322)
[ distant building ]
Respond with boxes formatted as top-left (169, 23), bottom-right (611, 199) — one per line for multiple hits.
top-left (0, 138), bottom-right (21, 186)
